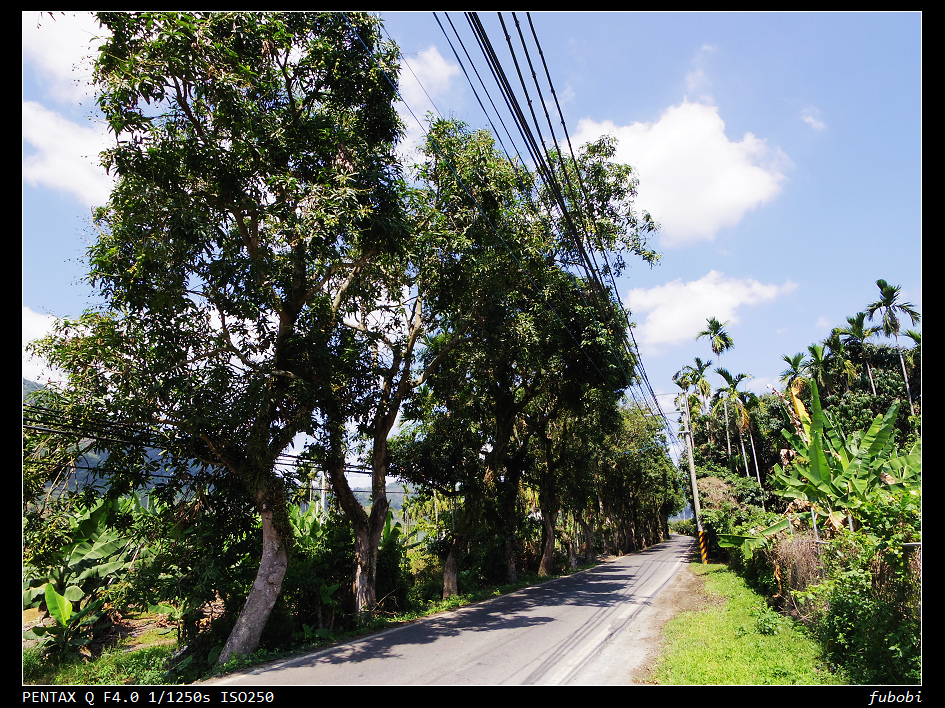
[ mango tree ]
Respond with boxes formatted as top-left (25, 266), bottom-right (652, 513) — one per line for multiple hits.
top-left (31, 11), bottom-right (407, 665)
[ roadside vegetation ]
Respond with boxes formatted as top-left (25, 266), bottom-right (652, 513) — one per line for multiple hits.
top-left (23, 545), bottom-right (603, 685)
top-left (24, 11), bottom-right (683, 683)
top-left (652, 562), bottom-right (847, 685)
top-left (23, 11), bottom-right (917, 687)
top-left (671, 282), bottom-right (920, 685)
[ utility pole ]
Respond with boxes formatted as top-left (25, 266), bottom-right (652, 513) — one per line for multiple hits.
top-left (683, 395), bottom-right (708, 564)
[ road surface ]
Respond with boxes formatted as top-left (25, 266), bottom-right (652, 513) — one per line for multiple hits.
top-left (202, 534), bottom-right (695, 685)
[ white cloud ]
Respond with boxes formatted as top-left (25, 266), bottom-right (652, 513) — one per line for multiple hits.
top-left (801, 107), bottom-right (826, 131)
top-left (22, 101), bottom-right (114, 208)
top-left (22, 306), bottom-right (59, 383)
top-left (396, 45), bottom-right (461, 160)
top-left (685, 45), bottom-right (717, 101)
top-left (571, 100), bottom-right (790, 248)
top-left (625, 270), bottom-right (797, 352)
top-left (22, 12), bottom-right (114, 206)
top-left (685, 69), bottom-right (708, 93)
top-left (399, 45), bottom-right (459, 108)
top-left (22, 11), bottom-right (105, 104)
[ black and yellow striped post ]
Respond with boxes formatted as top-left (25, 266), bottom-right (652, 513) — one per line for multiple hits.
top-left (697, 529), bottom-right (708, 564)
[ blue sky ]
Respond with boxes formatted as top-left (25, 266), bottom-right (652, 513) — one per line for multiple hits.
top-left (23, 12), bottom-right (922, 455)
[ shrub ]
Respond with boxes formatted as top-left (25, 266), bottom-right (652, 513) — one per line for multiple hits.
top-left (793, 528), bottom-right (920, 684)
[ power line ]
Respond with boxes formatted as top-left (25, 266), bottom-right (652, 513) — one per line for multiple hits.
top-left (443, 12), bottom-right (683, 454)
top-left (382, 13), bottom-right (685, 461)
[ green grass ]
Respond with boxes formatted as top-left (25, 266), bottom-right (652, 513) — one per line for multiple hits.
top-left (651, 563), bottom-right (848, 685)
top-left (23, 643), bottom-right (178, 686)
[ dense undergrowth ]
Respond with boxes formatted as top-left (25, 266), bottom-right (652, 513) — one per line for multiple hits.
top-left (23, 540), bottom-right (595, 686)
top-left (22, 485), bottom-right (611, 685)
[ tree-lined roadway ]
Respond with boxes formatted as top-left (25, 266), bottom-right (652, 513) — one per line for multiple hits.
top-left (203, 534), bottom-right (695, 685)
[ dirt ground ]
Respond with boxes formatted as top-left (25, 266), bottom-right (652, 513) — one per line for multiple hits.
top-left (624, 561), bottom-right (725, 684)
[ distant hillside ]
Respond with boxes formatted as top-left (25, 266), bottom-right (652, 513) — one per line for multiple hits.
top-left (24, 377), bottom-right (412, 512)
top-left (22, 377), bottom-right (42, 401)
top-left (352, 481), bottom-right (412, 513)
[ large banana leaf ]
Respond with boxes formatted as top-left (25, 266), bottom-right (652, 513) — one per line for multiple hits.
top-left (45, 583), bottom-right (73, 626)
top-left (774, 381), bottom-right (918, 525)
top-left (718, 518), bottom-right (791, 559)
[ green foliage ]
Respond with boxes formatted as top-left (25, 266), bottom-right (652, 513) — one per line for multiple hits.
top-left (794, 525), bottom-right (920, 684)
top-left (653, 564), bottom-right (846, 685)
top-left (712, 377), bottom-right (921, 684)
top-left (772, 381), bottom-right (919, 530)
top-left (669, 518), bottom-right (696, 536)
top-left (23, 496), bottom-right (141, 657)
top-left (266, 503), bottom-right (354, 649)
top-left (375, 510), bottom-right (410, 613)
top-left (718, 518), bottom-right (790, 561)
top-left (23, 584), bottom-right (110, 659)
top-left (109, 486), bottom-right (259, 650)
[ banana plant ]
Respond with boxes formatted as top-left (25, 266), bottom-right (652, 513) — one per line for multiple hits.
top-left (289, 501), bottom-right (328, 547)
top-left (23, 497), bottom-right (136, 612)
top-left (723, 381), bottom-right (920, 556)
top-left (718, 518), bottom-right (791, 559)
top-left (23, 583), bottom-right (109, 657)
top-left (772, 381), bottom-right (919, 529)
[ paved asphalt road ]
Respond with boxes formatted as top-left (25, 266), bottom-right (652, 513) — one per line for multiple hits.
top-left (202, 534), bottom-right (695, 686)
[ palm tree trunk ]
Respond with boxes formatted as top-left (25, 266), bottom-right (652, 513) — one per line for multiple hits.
top-left (748, 428), bottom-right (765, 512)
top-left (866, 359), bottom-right (877, 396)
top-left (738, 431), bottom-right (750, 477)
top-left (895, 336), bottom-right (915, 415)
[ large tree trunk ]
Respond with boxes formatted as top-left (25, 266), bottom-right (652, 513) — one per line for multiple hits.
top-left (442, 541), bottom-right (462, 599)
top-left (579, 509), bottom-right (595, 564)
top-left (538, 504), bottom-right (558, 576)
top-left (351, 503), bottom-right (387, 615)
top-left (217, 492), bottom-right (289, 665)
top-left (498, 442), bottom-right (528, 584)
top-left (324, 409), bottom-right (377, 616)
top-left (442, 482), bottom-right (484, 599)
top-left (327, 454), bottom-right (388, 617)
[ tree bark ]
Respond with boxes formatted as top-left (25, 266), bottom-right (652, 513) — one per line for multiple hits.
top-left (896, 345), bottom-right (916, 416)
top-left (217, 493), bottom-right (289, 665)
top-left (498, 441), bottom-right (528, 584)
top-left (580, 509), bottom-right (595, 564)
top-left (351, 505), bottom-right (387, 615)
top-left (538, 505), bottom-right (558, 576)
top-left (442, 482), bottom-right (483, 599)
top-left (442, 541), bottom-right (461, 599)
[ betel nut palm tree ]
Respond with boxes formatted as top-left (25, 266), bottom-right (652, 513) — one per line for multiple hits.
top-left (835, 312), bottom-right (881, 396)
top-left (866, 279), bottom-right (920, 416)
top-left (713, 368), bottom-right (750, 475)
top-left (780, 352), bottom-right (808, 394)
top-left (697, 317), bottom-right (734, 463)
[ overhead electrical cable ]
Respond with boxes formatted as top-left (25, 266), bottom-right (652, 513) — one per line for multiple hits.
top-left (469, 13), bottom-right (675, 441)
top-left (351, 13), bottom-right (617, 386)
top-left (513, 12), bottom-right (682, 450)
top-left (431, 11), bottom-right (679, 452)
top-left (431, 15), bottom-right (662, 431)
top-left (460, 12), bottom-right (647, 402)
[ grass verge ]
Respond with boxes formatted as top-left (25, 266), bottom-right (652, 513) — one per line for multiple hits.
top-left (650, 562), bottom-right (848, 685)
